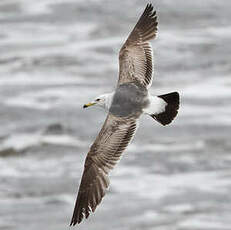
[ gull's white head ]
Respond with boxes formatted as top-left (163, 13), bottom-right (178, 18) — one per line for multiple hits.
top-left (83, 93), bottom-right (114, 111)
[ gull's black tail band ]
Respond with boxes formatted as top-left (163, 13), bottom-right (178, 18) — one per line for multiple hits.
top-left (151, 92), bottom-right (180, 126)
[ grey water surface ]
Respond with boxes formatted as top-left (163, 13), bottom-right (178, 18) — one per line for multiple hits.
top-left (0, 0), bottom-right (231, 230)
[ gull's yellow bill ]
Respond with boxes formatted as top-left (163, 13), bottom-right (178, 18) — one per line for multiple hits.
top-left (83, 102), bottom-right (96, 108)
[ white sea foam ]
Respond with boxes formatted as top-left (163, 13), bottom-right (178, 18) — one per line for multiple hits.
top-left (0, 155), bottom-right (66, 178)
top-left (20, 1), bottom-right (52, 15)
top-left (128, 140), bottom-right (205, 153)
top-left (3, 83), bottom-right (107, 109)
top-left (41, 134), bottom-right (85, 147)
top-left (160, 29), bottom-right (215, 46)
top-left (0, 21), bottom-right (97, 60)
top-left (112, 166), bottom-right (231, 201)
top-left (0, 25), bottom-right (68, 47)
top-left (1, 133), bottom-right (41, 151)
top-left (0, 71), bottom-right (87, 86)
top-left (207, 26), bottom-right (231, 39)
top-left (183, 78), bottom-right (231, 99)
top-left (42, 193), bottom-right (74, 205)
top-left (0, 132), bottom-right (86, 153)
top-left (0, 0), bottom-right (93, 16)
top-left (164, 203), bottom-right (193, 213)
top-left (1, 22), bottom-right (96, 46)
top-left (179, 215), bottom-right (231, 230)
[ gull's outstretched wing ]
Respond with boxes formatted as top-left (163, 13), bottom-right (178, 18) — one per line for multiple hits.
top-left (118, 3), bottom-right (158, 88)
top-left (70, 114), bottom-right (138, 226)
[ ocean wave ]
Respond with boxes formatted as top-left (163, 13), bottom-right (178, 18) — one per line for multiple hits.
top-left (112, 167), bottom-right (231, 201)
top-left (128, 140), bottom-right (205, 153)
top-left (0, 131), bottom-right (87, 156)
top-left (3, 84), bottom-right (108, 110)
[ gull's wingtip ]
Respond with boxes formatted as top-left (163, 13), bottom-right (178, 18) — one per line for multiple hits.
top-left (69, 219), bottom-right (75, 227)
top-left (146, 3), bottom-right (154, 9)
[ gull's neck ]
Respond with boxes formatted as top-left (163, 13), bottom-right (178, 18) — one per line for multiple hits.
top-left (104, 92), bottom-right (114, 111)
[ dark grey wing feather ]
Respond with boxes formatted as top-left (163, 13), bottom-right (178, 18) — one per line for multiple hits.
top-left (118, 3), bottom-right (158, 88)
top-left (70, 114), bottom-right (138, 226)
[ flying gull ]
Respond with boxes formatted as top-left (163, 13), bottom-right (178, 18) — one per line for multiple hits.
top-left (70, 3), bottom-right (180, 226)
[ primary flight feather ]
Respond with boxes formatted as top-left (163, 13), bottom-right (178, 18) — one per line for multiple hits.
top-left (70, 3), bottom-right (180, 226)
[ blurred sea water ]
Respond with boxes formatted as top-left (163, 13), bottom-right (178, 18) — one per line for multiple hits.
top-left (0, 0), bottom-right (231, 229)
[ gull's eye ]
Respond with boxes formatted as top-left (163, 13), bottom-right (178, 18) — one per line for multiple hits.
top-left (96, 98), bottom-right (100, 102)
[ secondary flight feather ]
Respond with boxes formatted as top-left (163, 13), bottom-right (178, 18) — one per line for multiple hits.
top-left (70, 3), bottom-right (180, 226)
